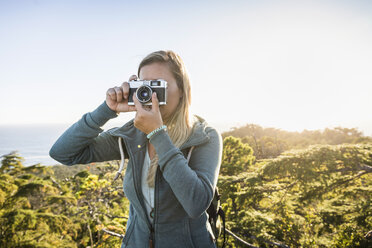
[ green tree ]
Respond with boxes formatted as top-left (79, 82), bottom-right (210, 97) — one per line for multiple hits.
top-left (0, 154), bottom-right (130, 248)
top-left (217, 143), bottom-right (372, 247)
top-left (0, 152), bottom-right (24, 175)
top-left (221, 136), bottom-right (255, 176)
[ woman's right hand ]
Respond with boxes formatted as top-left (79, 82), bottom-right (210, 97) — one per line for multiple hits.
top-left (106, 75), bottom-right (138, 113)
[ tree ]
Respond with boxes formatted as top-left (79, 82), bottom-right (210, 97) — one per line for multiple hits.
top-left (221, 136), bottom-right (255, 176)
top-left (0, 151), bottom-right (24, 175)
top-left (217, 143), bottom-right (372, 247)
top-left (0, 154), bottom-right (130, 248)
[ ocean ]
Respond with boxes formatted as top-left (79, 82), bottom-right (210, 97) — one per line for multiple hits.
top-left (0, 124), bottom-right (70, 166)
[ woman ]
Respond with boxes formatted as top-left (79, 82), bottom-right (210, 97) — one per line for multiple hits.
top-left (49, 50), bottom-right (222, 248)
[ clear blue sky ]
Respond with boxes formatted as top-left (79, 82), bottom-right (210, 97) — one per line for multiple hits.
top-left (1, 0), bottom-right (372, 135)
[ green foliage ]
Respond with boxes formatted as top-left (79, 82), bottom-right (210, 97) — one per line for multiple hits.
top-left (1, 138), bottom-right (371, 247)
top-left (0, 209), bottom-right (78, 248)
top-left (0, 174), bottom-right (17, 207)
top-left (221, 136), bottom-right (255, 175)
top-left (333, 224), bottom-right (372, 248)
top-left (217, 142), bottom-right (372, 248)
top-left (0, 155), bottom-right (129, 248)
top-left (0, 151), bottom-right (24, 175)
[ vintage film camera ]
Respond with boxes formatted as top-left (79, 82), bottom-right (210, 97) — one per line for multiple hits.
top-left (128, 79), bottom-right (167, 105)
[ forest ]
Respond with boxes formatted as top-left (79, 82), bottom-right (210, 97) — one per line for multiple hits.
top-left (0, 125), bottom-right (371, 247)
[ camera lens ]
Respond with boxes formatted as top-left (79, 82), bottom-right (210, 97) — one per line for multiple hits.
top-left (141, 91), bottom-right (148, 98)
top-left (136, 85), bottom-right (152, 103)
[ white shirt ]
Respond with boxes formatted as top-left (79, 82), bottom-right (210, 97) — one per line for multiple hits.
top-left (141, 148), bottom-right (155, 223)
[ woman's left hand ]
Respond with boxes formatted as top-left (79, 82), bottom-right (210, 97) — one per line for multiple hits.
top-left (133, 92), bottom-right (164, 134)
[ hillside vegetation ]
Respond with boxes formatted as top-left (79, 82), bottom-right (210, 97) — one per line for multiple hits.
top-left (0, 125), bottom-right (371, 247)
top-left (0, 154), bottom-right (128, 248)
top-left (219, 137), bottom-right (371, 247)
top-left (222, 124), bottom-right (372, 160)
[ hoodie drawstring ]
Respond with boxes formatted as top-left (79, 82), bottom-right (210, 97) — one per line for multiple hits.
top-left (113, 137), bottom-right (195, 181)
top-left (114, 137), bottom-right (125, 181)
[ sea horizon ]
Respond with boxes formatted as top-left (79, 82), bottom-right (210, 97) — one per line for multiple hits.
top-left (1, 121), bottom-right (371, 167)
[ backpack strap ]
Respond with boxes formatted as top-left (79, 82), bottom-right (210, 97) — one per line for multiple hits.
top-left (219, 205), bottom-right (226, 248)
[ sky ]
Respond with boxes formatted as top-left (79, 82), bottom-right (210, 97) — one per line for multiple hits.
top-left (1, 0), bottom-right (371, 135)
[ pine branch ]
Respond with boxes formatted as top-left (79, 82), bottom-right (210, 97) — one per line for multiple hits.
top-left (245, 233), bottom-right (291, 248)
top-left (102, 229), bottom-right (124, 238)
top-left (327, 170), bottom-right (369, 192)
top-left (87, 224), bottom-right (94, 248)
top-left (225, 228), bottom-right (259, 248)
top-left (262, 181), bottom-right (297, 193)
top-left (304, 170), bottom-right (370, 199)
top-left (103, 213), bottom-right (128, 219)
top-left (360, 163), bottom-right (372, 172)
top-left (50, 176), bottom-right (62, 190)
top-left (316, 163), bottom-right (372, 174)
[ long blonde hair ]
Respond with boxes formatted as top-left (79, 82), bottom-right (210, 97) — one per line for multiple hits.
top-left (138, 50), bottom-right (194, 187)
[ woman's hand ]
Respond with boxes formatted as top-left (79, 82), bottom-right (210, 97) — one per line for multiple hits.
top-left (106, 75), bottom-right (138, 113)
top-left (133, 92), bottom-right (164, 134)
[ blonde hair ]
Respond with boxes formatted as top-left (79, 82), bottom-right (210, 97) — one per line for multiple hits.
top-left (138, 50), bottom-right (194, 187)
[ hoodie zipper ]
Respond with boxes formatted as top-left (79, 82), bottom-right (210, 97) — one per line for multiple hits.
top-left (149, 147), bottom-right (160, 248)
top-left (121, 137), bottom-right (155, 247)
top-left (150, 166), bottom-right (160, 248)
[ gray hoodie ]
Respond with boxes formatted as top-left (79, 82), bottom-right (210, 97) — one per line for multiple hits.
top-left (49, 102), bottom-right (222, 248)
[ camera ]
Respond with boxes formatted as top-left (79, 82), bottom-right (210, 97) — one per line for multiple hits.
top-left (128, 79), bottom-right (167, 105)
